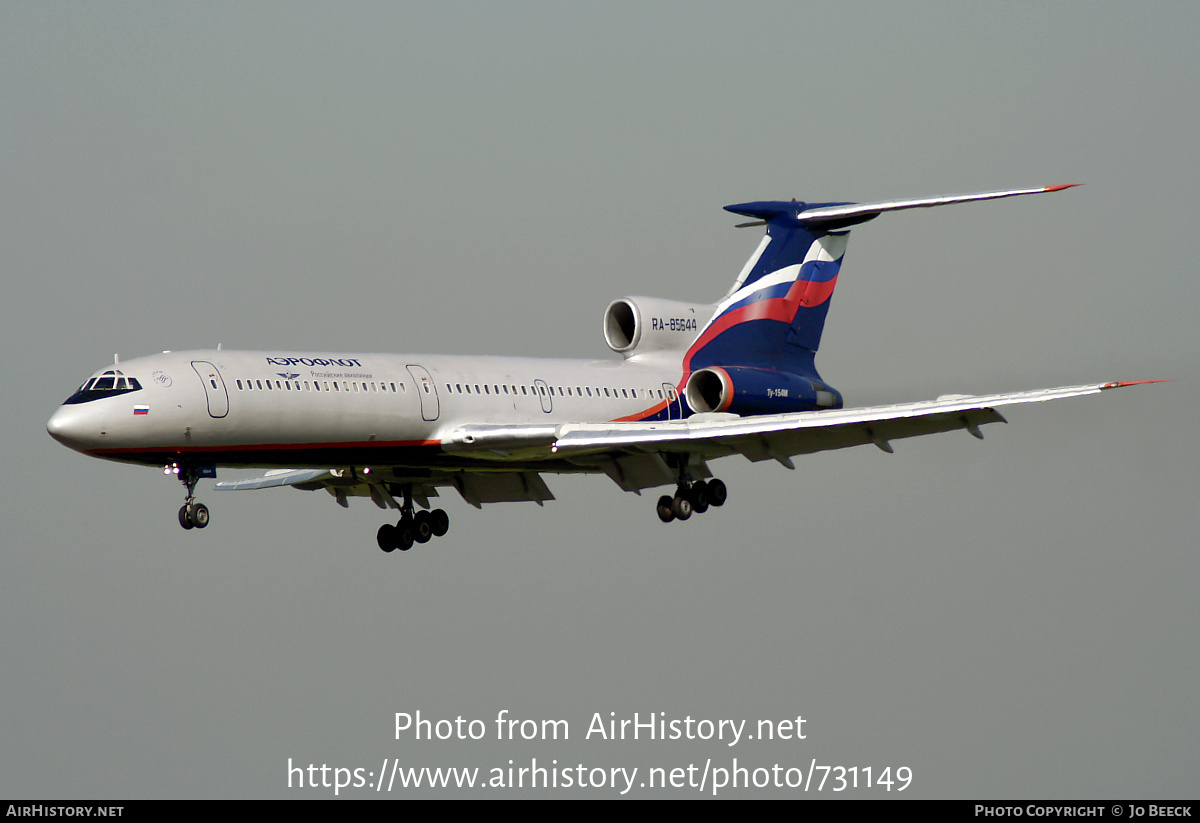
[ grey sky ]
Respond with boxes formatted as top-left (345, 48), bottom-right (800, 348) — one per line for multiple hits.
top-left (3, 2), bottom-right (1196, 798)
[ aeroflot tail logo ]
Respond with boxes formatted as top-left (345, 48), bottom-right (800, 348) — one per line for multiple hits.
top-left (265, 356), bottom-right (364, 368)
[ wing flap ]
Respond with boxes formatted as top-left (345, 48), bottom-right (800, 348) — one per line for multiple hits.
top-left (451, 471), bottom-right (555, 508)
top-left (729, 407), bottom-right (1007, 461)
top-left (590, 453), bottom-right (678, 492)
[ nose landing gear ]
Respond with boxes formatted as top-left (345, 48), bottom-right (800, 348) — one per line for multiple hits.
top-left (170, 464), bottom-right (211, 530)
top-left (178, 501), bottom-right (209, 530)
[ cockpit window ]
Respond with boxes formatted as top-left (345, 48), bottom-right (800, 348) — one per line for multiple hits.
top-left (63, 369), bottom-right (143, 404)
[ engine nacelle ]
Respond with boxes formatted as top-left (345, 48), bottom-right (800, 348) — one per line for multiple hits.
top-left (603, 297), bottom-right (712, 358)
top-left (685, 366), bottom-right (843, 415)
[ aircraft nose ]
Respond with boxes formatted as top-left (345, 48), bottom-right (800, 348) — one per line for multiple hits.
top-left (47, 405), bottom-right (98, 452)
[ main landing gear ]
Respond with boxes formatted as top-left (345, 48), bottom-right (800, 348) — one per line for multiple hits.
top-left (171, 464), bottom-right (210, 530)
top-left (657, 478), bottom-right (727, 523)
top-left (377, 484), bottom-right (449, 553)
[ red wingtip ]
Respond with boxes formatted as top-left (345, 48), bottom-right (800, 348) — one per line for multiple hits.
top-left (1101, 379), bottom-right (1171, 389)
top-left (1044, 184), bottom-right (1082, 192)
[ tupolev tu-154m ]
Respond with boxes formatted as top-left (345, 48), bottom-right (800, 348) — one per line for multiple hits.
top-left (47, 185), bottom-right (1158, 553)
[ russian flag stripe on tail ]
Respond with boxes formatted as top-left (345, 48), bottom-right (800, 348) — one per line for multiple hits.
top-left (686, 203), bottom-right (849, 380)
top-left (682, 185), bottom-right (1078, 412)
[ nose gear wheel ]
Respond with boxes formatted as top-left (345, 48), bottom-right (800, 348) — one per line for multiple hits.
top-left (174, 465), bottom-right (211, 529)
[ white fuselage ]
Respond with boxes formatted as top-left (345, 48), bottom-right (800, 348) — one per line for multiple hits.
top-left (47, 349), bottom-right (686, 470)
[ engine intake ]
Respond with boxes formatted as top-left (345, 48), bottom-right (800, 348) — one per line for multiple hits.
top-left (603, 297), bottom-right (712, 358)
top-left (685, 366), bottom-right (842, 415)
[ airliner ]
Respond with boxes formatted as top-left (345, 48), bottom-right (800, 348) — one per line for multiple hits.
top-left (46, 185), bottom-right (1156, 553)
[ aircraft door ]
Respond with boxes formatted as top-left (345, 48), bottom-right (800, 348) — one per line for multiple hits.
top-left (662, 383), bottom-right (679, 420)
top-left (406, 365), bottom-right (440, 422)
top-left (191, 361), bottom-right (229, 418)
top-left (534, 379), bottom-right (553, 413)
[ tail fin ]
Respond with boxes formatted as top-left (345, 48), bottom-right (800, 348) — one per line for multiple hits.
top-left (684, 185), bottom-right (1078, 382)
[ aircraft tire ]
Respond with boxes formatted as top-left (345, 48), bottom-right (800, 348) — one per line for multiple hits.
top-left (690, 482), bottom-right (710, 514)
top-left (377, 524), bottom-right (398, 553)
top-left (413, 511), bottom-right (433, 543)
top-left (671, 493), bottom-right (693, 521)
top-left (430, 509), bottom-right (449, 537)
top-left (189, 503), bottom-right (210, 529)
top-left (656, 495), bottom-right (675, 523)
top-left (707, 478), bottom-right (728, 507)
top-left (396, 519), bottom-right (415, 551)
top-left (178, 505), bottom-right (195, 530)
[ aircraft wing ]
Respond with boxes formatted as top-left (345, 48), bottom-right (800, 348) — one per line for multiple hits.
top-left (445, 380), bottom-right (1156, 492)
top-left (216, 381), bottom-right (1155, 505)
top-left (551, 382), bottom-right (1141, 458)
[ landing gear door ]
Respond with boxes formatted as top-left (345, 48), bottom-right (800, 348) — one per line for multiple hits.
top-left (191, 361), bottom-right (229, 418)
top-left (406, 365), bottom-right (440, 422)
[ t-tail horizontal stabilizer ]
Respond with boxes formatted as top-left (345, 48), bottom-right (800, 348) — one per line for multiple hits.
top-left (726, 184), bottom-right (1081, 229)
